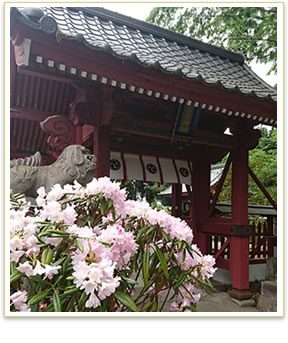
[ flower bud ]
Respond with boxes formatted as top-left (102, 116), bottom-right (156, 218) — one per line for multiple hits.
top-left (41, 248), bottom-right (54, 265)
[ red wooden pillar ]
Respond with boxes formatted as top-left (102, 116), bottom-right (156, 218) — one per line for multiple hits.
top-left (171, 184), bottom-right (182, 217)
top-left (75, 125), bottom-right (83, 144)
top-left (93, 125), bottom-right (111, 178)
top-left (229, 147), bottom-right (250, 295)
top-left (190, 159), bottom-right (210, 253)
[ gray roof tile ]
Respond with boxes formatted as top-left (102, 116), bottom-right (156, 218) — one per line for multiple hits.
top-left (12, 6), bottom-right (277, 102)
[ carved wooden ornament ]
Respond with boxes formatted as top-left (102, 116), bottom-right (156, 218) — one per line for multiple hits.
top-left (40, 115), bottom-right (75, 158)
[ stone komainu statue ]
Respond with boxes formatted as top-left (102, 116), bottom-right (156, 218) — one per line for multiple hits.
top-left (10, 145), bottom-right (97, 198)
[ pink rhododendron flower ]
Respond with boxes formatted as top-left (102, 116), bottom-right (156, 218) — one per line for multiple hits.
top-left (10, 290), bottom-right (30, 312)
top-left (98, 224), bottom-right (138, 269)
top-left (36, 186), bottom-right (46, 206)
top-left (43, 264), bottom-right (61, 280)
top-left (17, 261), bottom-right (34, 277)
top-left (10, 250), bottom-right (25, 263)
top-left (40, 200), bottom-right (64, 223)
top-left (63, 205), bottom-right (77, 224)
top-left (10, 235), bottom-right (25, 262)
top-left (10, 176), bottom-right (217, 313)
top-left (86, 177), bottom-right (127, 215)
top-left (198, 255), bottom-right (217, 279)
top-left (46, 184), bottom-right (65, 202)
top-left (123, 200), bottom-right (193, 244)
top-left (170, 301), bottom-right (179, 312)
top-left (72, 240), bottom-right (120, 309)
top-left (33, 261), bottom-right (45, 276)
top-left (86, 293), bottom-right (100, 309)
top-left (170, 283), bottom-right (201, 312)
top-left (67, 224), bottom-right (95, 239)
top-left (44, 237), bottom-right (63, 246)
top-left (10, 235), bottom-right (23, 251)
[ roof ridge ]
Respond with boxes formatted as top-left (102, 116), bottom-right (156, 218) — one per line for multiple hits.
top-left (72, 6), bottom-right (245, 64)
top-left (243, 64), bottom-right (277, 92)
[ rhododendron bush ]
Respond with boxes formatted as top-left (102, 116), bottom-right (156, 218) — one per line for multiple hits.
top-left (10, 177), bottom-right (216, 313)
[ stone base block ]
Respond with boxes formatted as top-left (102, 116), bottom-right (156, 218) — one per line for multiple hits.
top-left (261, 280), bottom-right (277, 297)
top-left (231, 298), bottom-right (256, 307)
top-left (228, 289), bottom-right (252, 300)
top-left (257, 295), bottom-right (277, 312)
top-left (265, 257), bottom-right (277, 280)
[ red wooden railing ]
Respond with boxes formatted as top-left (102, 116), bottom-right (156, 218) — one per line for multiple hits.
top-left (202, 218), bottom-right (276, 268)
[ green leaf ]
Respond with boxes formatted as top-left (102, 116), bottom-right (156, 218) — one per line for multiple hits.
top-left (41, 248), bottom-right (54, 265)
top-left (114, 290), bottom-right (138, 312)
top-left (173, 271), bottom-right (186, 289)
top-left (43, 302), bottom-right (54, 312)
top-left (75, 239), bottom-right (84, 252)
top-left (188, 305), bottom-right (198, 312)
top-left (154, 244), bottom-right (168, 280)
top-left (142, 249), bottom-right (150, 285)
top-left (65, 295), bottom-right (76, 312)
top-left (182, 248), bottom-right (186, 262)
top-left (10, 271), bottom-right (22, 284)
top-left (47, 229), bottom-right (70, 237)
top-left (53, 290), bottom-right (62, 312)
top-left (63, 287), bottom-right (80, 296)
top-left (135, 227), bottom-right (147, 240)
top-left (151, 301), bottom-right (158, 312)
top-left (28, 289), bottom-right (51, 306)
top-left (160, 228), bottom-right (170, 243)
top-left (120, 275), bottom-right (138, 285)
top-left (10, 262), bottom-right (17, 274)
top-left (111, 206), bottom-right (116, 220)
top-left (141, 301), bottom-right (154, 312)
top-left (100, 199), bottom-right (108, 215)
top-left (78, 291), bottom-right (89, 310)
top-left (52, 256), bottom-right (66, 267)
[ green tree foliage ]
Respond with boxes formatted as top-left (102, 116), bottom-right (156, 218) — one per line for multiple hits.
top-left (121, 180), bottom-right (170, 208)
top-left (217, 128), bottom-right (277, 205)
top-left (248, 128), bottom-right (277, 205)
top-left (147, 7), bottom-right (277, 74)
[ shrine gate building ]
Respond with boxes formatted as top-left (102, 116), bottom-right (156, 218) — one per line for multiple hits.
top-left (10, 7), bottom-right (277, 299)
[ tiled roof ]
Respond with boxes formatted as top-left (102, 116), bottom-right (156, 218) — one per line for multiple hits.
top-left (12, 6), bottom-right (277, 103)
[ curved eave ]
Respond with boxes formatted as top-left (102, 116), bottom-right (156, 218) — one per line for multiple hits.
top-left (11, 7), bottom-right (277, 105)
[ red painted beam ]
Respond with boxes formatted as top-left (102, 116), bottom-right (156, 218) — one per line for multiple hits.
top-left (198, 222), bottom-right (233, 235)
top-left (208, 154), bottom-right (232, 217)
top-left (11, 23), bottom-right (276, 120)
top-left (11, 107), bottom-right (51, 121)
top-left (111, 143), bottom-right (226, 162)
top-left (248, 166), bottom-right (277, 210)
top-left (18, 66), bottom-right (76, 85)
top-left (111, 125), bottom-right (238, 150)
top-left (82, 124), bottom-right (95, 142)
top-left (214, 238), bottom-right (231, 261)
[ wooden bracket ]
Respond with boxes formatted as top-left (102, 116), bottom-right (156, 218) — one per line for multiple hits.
top-left (70, 86), bottom-right (114, 126)
top-left (13, 38), bottom-right (31, 67)
top-left (230, 224), bottom-right (254, 237)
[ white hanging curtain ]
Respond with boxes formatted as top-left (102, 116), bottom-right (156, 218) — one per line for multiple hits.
top-left (109, 152), bottom-right (193, 185)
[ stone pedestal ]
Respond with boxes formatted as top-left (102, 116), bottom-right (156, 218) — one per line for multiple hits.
top-left (257, 280), bottom-right (277, 312)
top-left (228, 288), bottom-right (252, 300)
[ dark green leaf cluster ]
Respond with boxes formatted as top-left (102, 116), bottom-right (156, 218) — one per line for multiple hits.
top-left (216, 128), bottom-right (277, 205)
top-left (147, 7), bottom-right (277, 75)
